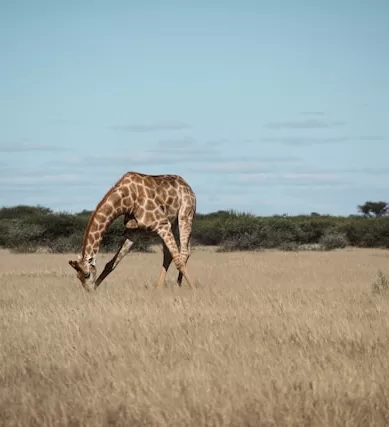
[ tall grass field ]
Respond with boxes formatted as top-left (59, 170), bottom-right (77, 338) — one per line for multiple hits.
top-left (1, 246), bottom-right (389, 426)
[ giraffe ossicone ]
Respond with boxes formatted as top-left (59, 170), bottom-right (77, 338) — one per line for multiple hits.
top-left (68, 171), bottom-right (197, 291)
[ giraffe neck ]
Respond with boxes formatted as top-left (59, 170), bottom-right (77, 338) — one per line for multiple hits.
top-left (81, 190), bottom-right (127, 262)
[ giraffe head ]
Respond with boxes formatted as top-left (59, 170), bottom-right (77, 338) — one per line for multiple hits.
top-left (68, 256), bottom-right (97, 292)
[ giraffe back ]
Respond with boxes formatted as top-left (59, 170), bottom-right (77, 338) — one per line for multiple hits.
top-left (120, 172), bottom-right (196, 225)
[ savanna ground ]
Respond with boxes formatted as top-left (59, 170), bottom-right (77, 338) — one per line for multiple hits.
top-left (1, 246), bottom-right (389, 426)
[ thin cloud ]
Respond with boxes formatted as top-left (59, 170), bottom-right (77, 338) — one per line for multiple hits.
top-left (0, 166), bottom-right (118, 190)
top-left (201, 193), bottom-right (270, 207)
top-left (229, 172), bottom-right (346, 187)
top-left (0, 166), bottom-right (17, 177)
top-left (261, 136), bottom-right (349, 146)
top-left (251, 164), bottom-right (389, 178)
top-left (130, 148), bottom-right (219, 164)
top-left (261, 135), bottom-right (384, 146)
top-left (189, 162), bottom-right (274, 174)
top-left (205, 138), bottom-right (231, 147)
top-left (188, 157), bottom-right (300, 174)
top-left (294, 165), bottom-right (389, 176)
top-left (45, 143), bottom-right (221, 168)
top-left (110, 121), bottom-right (190, 132)
top-left (346, 166), bottom-right (389, 175)
top-left (1, 187), bottom-right (48, 195)
top-left (0, 140), bottom-right (65, 152)
top-left (300, 111), bottom-right (326, 116)
top-left (0, 174), bottom-right (86, 187)
top-left (86, 150), bottom-right (218, 167)
top-left (265, 119), bottom-right (346, 130)
top-left (0, 167), bottom-right (74, 179)
top-left (352, 136), bottom-right (385, 141)
top-left (157, 137), bottom-right (195, 148)
top-left (48, 150), bottom-right (301, 172)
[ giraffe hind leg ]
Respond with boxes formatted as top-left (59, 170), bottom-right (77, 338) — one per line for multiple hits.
top-left (124, 213), bottom-right (138, 230)
top-left (177, 253), bottom-right (190, 286)
top-left (176, 208), bottom-right (194, 287)
top-left (156, 222), bottom-right (180, 289)
top-left (156, 241), bottom-right (173, 289)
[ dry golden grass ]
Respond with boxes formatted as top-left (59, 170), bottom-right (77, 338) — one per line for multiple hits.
top-left (1, 246), bottom-right (389, 426)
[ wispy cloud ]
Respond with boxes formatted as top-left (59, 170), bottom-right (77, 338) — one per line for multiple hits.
top-left (205, 138), bottom-right (230, 147)
top-left (1, 187), bottom-right (48, 195)
top-left (261, 135), bottom-right (384, 146)
top-left (0, 174), bottom-right (85, 186)
top-left (0, 165), bottom-right (110, 189)
top-left (265, 119), bottom-right (346, 130)
top-left (189, 162), bottom-right (273, 174)
top-left (348, 166), bottom-right (389, 175)
top-left (200, 193), bottom-right (272, 208)
top-left (157, 137), bottom-right (194, 146)
top-left (229, 172), bottom-right (346, 187)
top-left (45, 140), bottom-right (222, 169)
top-left (54, 150), bottom-right (219, 168)
top-left (0, 139), bottom-right (65, 152)
top-left (188, 156), bottom-right (300, 174)
top-left (261, 136), bottom-right (348, 146)
top-left (299, 111), bottom-right (326, 116)
top-left (286, 165), bottom-right (389, 176)
top-left (110, 121), bottom-right (190, 132)
top-left (156, 137), bottom-right (198, 149)
top-left (48, 149), bottom-right (301, 173)
top-left (130, 147), bottom-right (218, 164)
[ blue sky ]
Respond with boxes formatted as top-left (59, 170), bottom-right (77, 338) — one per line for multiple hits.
top-left (1, 0), bottom-right (388, 216)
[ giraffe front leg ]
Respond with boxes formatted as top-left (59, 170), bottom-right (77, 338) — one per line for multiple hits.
top-left (157, 225), bottom-right (196, 290)
top-left (177, 252), bottom-right (190, 287)
top-left (95, 238), bottom-right (134, 288)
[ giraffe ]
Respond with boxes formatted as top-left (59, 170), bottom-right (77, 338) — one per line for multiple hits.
top-left (68, 171), bottom-right (197, 292)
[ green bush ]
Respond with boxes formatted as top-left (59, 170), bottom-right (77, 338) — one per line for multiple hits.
top-left (279, 242), bottom-right (299, 251)
top-left (338, 218), bottom-right (389, 248)
top-left (294, 216), bottom-right (341, 244)
top-left (1, 204), bottom-right (389, 253)
top-left (47, 232), bottom-right (84, 253)
top-left (259, 218), bottom-right (301, 248)
top-left (217, 231), bottom-right (263, 252)
top-left (319, 231), bottom-right (349, 251)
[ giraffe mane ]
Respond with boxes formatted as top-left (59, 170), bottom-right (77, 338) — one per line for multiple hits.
top-left (81, 173), bottom-right (126, 258)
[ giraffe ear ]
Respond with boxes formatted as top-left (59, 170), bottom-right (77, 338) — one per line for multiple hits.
top-left (69, 260), bottom-right (82, 272)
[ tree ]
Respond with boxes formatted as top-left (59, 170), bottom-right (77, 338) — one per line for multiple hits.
top-left (357, 201), bottom-right (389, 217)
